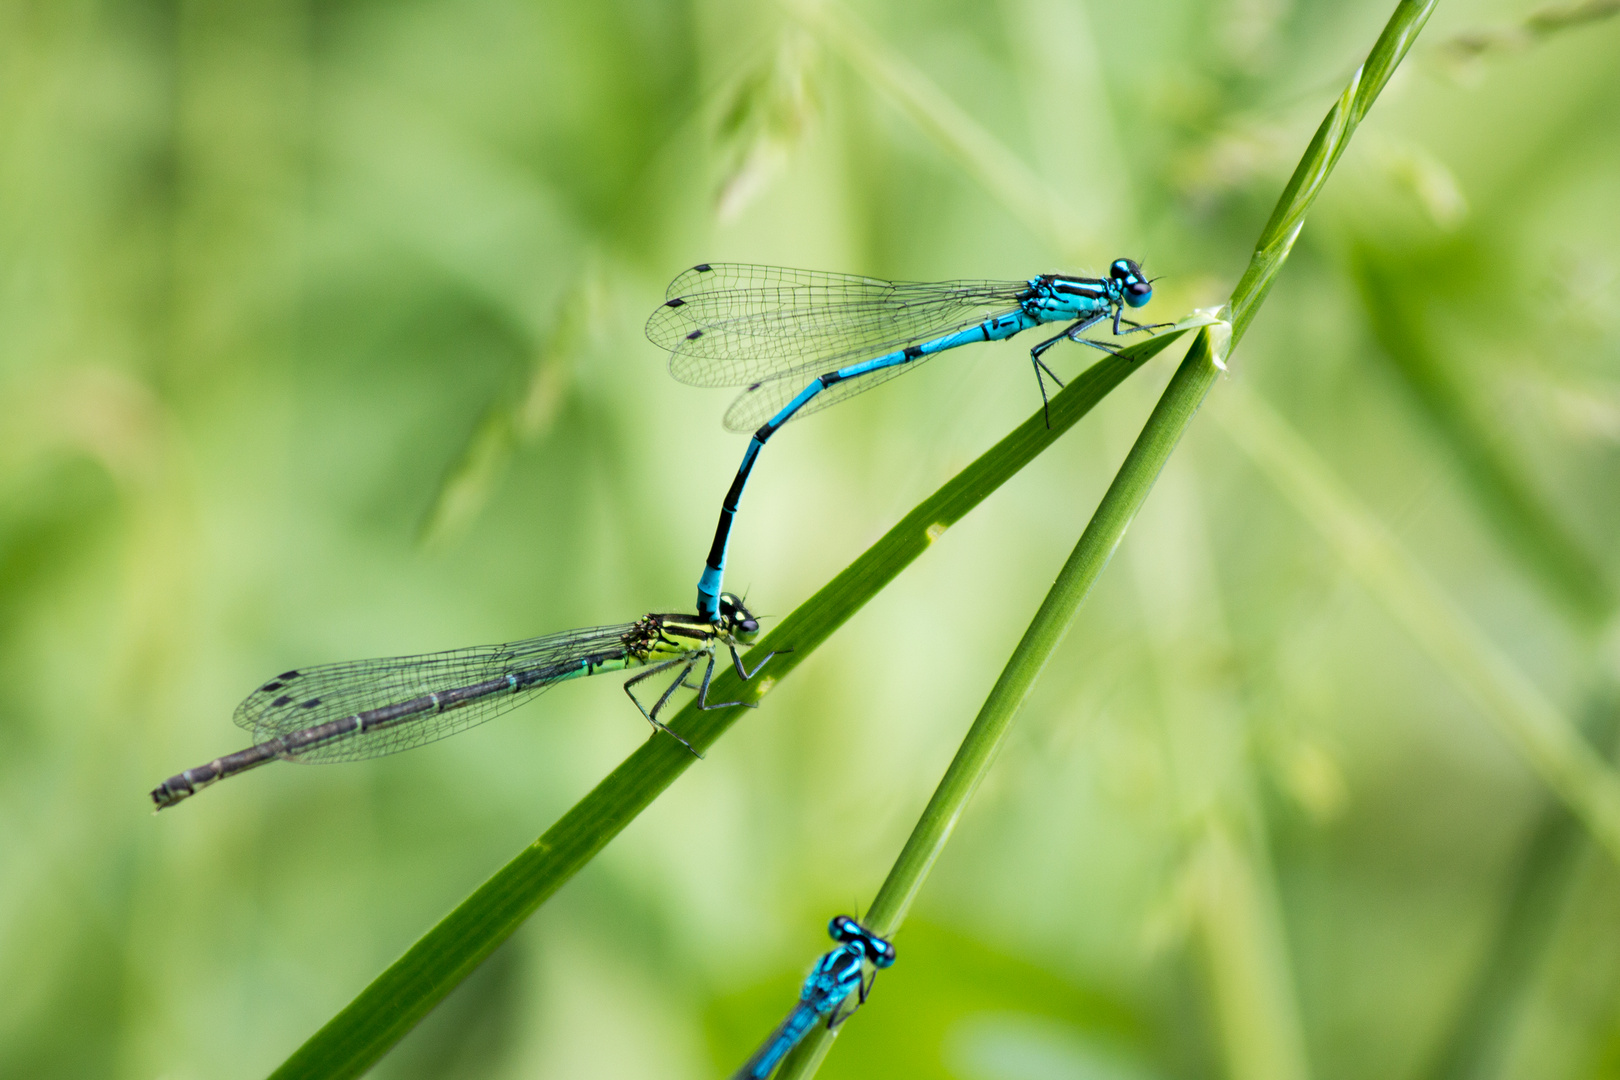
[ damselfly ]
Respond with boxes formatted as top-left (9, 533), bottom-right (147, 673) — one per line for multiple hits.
top-left (150, 593), bottom-right (776, 809)
top-left (734, 915), bottom-right (897, 1080)
top-left (647, 260), bottom-right (1167, 622)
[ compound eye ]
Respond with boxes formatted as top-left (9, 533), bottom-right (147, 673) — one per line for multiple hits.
top-left (829, 915), bottom-right (860, 941)
top-left (1110, 259), bottom-right (1134, 280)
top-left (738, 616), bottom-right (759, 634)
top-left (870, 939), bottom-right (897, 968)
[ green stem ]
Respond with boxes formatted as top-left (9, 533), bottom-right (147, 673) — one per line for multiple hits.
top-left (774, 2), bottom-right (1438, 1077)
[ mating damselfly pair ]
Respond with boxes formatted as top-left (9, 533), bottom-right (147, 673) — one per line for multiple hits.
top-left (151, 257), bottom-right (1159, 810)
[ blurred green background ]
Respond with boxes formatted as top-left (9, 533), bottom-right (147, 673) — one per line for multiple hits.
top-left (3, 1), bottom-right (1619, 1078)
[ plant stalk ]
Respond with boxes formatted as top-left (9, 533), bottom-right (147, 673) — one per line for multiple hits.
top-left (774, 2), bottom-right (1438, 1075)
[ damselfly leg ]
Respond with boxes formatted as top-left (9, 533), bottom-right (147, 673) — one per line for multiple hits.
top-left (1027, 312), bottom-right (1107, 425)
top-left (622, 640), bottom-right (790, 756)
top-left (623, 656), bottom-right (704, 754)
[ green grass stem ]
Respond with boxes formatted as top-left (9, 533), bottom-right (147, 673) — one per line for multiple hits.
top-left (774, 4), bottom-right (1438, 1076)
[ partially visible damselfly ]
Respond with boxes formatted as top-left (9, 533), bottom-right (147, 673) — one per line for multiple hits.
top-left (646, 260), bottom-right (1167, 623)
top-left (150, 593), bottom-right (777, 809)
top-left (733, 915), bottom-right (897, 1080)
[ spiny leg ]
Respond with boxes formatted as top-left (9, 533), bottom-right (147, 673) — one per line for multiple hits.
top-left (1066, 328), bottom-right (1124, 356)
top-left (623, 655), bottom-right (687, 703)
top-left (655, 660), bottom-right (705, 755)
top-left (624, 656), bottom-right (703, 755)
top-left (695, 647), bottom-right (755, 711)
top-left (1035, 356), bottom-right (1066, 427)
top-left (730, 643), bottom-right (787, 682)
top-left (1025, 343), bottom-right (1066, 428)
top-left (1029, 314), bottom-right (1105, 426)
top-left (696, 643), bottom-right (790, 711)
top-left (1112, 309), bottom-right (1175, 335)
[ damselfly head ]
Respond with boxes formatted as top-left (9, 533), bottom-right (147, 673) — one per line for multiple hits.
top-left (1110, 258), bottom-right (1154, 308)
top-left (828, 915), bottom-right (896, 967)
top-left (717, 592), bottom-right (760, 638)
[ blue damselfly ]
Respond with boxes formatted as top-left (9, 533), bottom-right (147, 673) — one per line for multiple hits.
top-left (734, 915), bottom-right (897, 1080)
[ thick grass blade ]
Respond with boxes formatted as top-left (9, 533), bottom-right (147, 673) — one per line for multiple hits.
top-left (266, 330), bottom-right (1184, 1080)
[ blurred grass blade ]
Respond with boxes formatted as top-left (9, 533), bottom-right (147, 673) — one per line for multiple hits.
top-left (1419, 692), bottom-right (1620, 1080)
top-left (712, 27), bottom-right (823, 222)
top-left (418, 283), bottom-right (582, 549)
top-left (1215, 382), bottom-right (1620, 865)
top-left (777, 4), bottom-right (1438, 1075)
top-left (1364, 136), bottom-right (1470, 229)
top-left (266, 331), bottom-right (1184, 1080)
top-left (1184, 821), bottom-right (1311, 1080)
top-left (785, 0), bottom-right (1094, 255)
top-left (1435, 0), bottom-right (1619, 74)
top-left (1353, 249), bottom-right (1614, 626)
top-left (1121, 463), bottom-right (1310, 1080)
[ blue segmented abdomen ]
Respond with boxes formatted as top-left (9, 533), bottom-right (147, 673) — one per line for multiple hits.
top-left (736, 1005), bottom-right (822, 1080)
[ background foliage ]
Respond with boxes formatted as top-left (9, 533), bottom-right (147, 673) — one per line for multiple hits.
top-left (1, 2), bottom-right (1617, 1079)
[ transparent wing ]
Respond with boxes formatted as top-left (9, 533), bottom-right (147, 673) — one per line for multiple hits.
top-left (647, 264), bottom-right (1029, 389)
top-left (721, 358), bottom-right (934, 432)
top-left (233, 623), bottom-right (640, 762)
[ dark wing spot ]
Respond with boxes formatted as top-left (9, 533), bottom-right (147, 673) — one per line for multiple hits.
top-left (260, 681), bottom-right (284, 692)
top-left (271, 695), bottom-right (293, 707)
top-left (693, 263), bottom-right (712, 273)
top-left (300, 698), bottom-right (322, 709)
top-left (686, 329), bottom-right (704, 340)
top-left (278, 670), bottom-right (300, 680)
top-left (664, 297), bottom-right (685, 308)
top-left (748, 381), bottom-right (762, 391)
